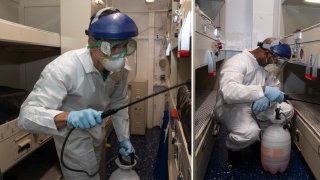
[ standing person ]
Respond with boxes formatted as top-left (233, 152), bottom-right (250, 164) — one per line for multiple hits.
top-left (17, 7), bottom-right (138, 179)
top-left (214, 37), bottom-right (294, 165)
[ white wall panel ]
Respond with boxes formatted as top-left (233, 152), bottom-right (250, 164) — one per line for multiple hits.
top-left (224, 0), bottom-right (279, 50)
top-left (112, 0), bottom-right (149, 12)
top-left (0, 0), bottom-right (19, 23)
top-left (126, 13), bottom-right (149, 39)
top-left (281, 5), bottom-right (320, 37)
top-left (24, 6), bottom-right (60, 33)
top-left (225, 0), bottom-right (253, 50)
top-left (136, 40), bottom-right (149, 80)
top-left (252, 0), bottom-right (278, 47)
top-left (60, 0), bottom-right (90, 53)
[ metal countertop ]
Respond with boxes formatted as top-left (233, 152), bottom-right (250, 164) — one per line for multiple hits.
top-left (288, 94), bottom-right (320, 134)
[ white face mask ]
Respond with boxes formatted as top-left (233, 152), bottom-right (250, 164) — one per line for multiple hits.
top-left (101, 57), bottom-right (125, 72)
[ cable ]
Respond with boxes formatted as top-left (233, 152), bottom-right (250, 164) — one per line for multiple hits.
top-left (251, 103), bottom-right (264, 142)
top-left (60, 128), bottom-right (125, 177)
top-left (251, 103), bottom-right (260, 125)
top-left (60, 127), bottom-right (100, 177)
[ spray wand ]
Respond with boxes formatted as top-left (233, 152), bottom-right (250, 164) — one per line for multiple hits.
top-left (61, 79), bottom-right (191, 177)
top-left (283, 94), bottom-right (320, 106)
top-left (101, 79), bottom-right (191, 118)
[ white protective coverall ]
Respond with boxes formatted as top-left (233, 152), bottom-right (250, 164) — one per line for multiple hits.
top-left (214, 50), bottom-right (294, 151)
top-left (17, 48), bottom-right (130, 180)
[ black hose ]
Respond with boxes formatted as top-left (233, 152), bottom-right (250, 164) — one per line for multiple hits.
top-left (251, 103), bottom-right (261, 128)
top-left (60, 128), bottom-right (120, 177)
top-left (60, 127), bottom-right (100, 177)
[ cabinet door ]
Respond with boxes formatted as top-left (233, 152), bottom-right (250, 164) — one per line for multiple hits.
top-left (294, 116), bottom-right (320, 179)
top-left (130, 80), bottom-right (148, 135)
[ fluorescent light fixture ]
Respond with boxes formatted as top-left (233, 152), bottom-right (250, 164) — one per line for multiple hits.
top-left (305, 0), bottom-right (320, 3)
top-left (213, 27), bottom-right (221, 39)
top-left (294, 30), bottom-right (302, 40)
top-left (214, 28), bottom-right (219, 37)
top-left (146, 0), bottom-right (155, 2)
top-left (91, 0), bottom-right (105, 5)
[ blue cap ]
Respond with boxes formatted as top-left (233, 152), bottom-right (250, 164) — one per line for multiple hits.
top-left (87, 11), bottom-right (138, 40)
top-left (271, 43), bottom-right (292, 59)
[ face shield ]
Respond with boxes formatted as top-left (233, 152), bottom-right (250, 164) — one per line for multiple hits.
top-left (258, 39), bottom-right (291, 62)
top-left (264, 54), bottom-right (288, 84)
top-left (85, 7), bottom-right (139, 78)
top-left (258, 39), bottom-right (292, 83)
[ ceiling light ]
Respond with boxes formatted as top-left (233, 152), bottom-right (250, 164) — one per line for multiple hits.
top-left (91, 0), bottom-right (105, 5)
top-left (294, 29), bottom-right (302, 41)
top-left (146, 0), bottom-right (155, 3)
top-left (305, 0), bottom-right (320, 3)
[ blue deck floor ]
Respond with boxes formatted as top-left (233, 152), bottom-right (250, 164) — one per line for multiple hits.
top-left (205, 125), bottom-right (315, 180)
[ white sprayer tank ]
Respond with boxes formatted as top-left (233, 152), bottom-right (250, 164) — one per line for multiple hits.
top-left (109, 158), bottom-right (140, 180)
top-left (261, 124), bottom-right (291, 174)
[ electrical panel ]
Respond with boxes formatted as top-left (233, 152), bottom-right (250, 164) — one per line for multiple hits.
top-left (129, 80), bottom-right (148, 135)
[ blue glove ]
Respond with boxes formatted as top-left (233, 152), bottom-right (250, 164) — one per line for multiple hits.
top-left (119, 139), bottom-right (135, 156)
top-left (264, 86), bottom-right (284, 103)
top-left (67, 108), bottom-right (102, 129)
top-left (253, 97), bottom-right (270, 114)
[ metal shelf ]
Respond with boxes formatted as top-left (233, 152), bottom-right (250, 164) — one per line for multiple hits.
top-left (289, 94), bottom-right (320, 135)
top-left (0, 18), bottom-right (60, 48)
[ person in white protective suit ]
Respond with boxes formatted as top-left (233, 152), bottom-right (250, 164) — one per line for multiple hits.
top-left (17, 7), bottom-right (138, 180)
top-left (214, 37), bottom-right (294, 165)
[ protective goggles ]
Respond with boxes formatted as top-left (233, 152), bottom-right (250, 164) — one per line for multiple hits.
top-left (257, 40), bottom-right (279, 56)
top-left (88, 38), bottom-right (137, 59)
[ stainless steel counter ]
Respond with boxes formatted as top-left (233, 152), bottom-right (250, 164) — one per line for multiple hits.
top-left (194, 90), bottom-right (217, 138)
top-left (288, 94), bottom-right (320, 135)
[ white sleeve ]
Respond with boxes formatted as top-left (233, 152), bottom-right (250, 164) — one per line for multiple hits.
top-left (17, 64), bottom-right (67, 136)
top-left (219, 63), bottom-right (264, 104)
top-left (109, 71), bottom-right (130, 142)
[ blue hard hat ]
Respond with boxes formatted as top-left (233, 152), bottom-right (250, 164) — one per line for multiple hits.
top-left (86, 8), bottom-right (138, 40)
top-left (270, 43), bottom-right (292, 59)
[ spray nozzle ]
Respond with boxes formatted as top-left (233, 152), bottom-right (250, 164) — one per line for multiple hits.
top-left (119, 153), bottom-right (136, 166)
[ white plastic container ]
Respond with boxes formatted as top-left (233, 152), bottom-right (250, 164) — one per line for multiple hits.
top-left (178, 11), bottom-right (191, 57)
top-left (261, 124), bottom-right (291, 174)
top-left (109, 158), bottom-right (140, 180)
top-left (206, 50), bottom-right (216, 76)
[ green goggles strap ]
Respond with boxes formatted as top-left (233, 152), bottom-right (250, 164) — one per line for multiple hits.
top-left (87, 39), bottom-right (102, 49)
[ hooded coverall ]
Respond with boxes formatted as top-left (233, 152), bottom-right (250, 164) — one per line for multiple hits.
top-left (215, 50), bottom-right (294, 151)
top-left (18, 48), bottom-right (130, 179)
